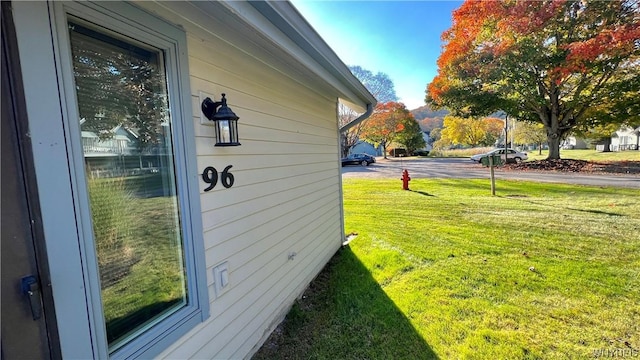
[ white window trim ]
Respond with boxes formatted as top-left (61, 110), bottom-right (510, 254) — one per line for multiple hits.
top-left (14, 1), bottom-right (208, 358)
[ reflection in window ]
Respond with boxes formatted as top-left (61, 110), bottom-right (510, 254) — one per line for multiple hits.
top-left (69, 22), bottom-right (187, 352)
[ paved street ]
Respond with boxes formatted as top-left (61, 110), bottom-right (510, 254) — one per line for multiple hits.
top-left (342, 157), bottom-right (640, 188)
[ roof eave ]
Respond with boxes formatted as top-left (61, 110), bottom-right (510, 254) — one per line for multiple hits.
top-left (245, 1), bottom-right (376, 112)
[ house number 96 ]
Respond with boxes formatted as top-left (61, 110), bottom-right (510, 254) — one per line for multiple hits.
top-left (202, 165), bottom-right (234, 191)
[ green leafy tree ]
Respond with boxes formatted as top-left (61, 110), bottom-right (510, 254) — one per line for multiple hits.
top-left (429, 127), bottom-right (442, 144)
top-left (427, 0), bottom-right (640, 160)
top-left (396, 116), bottom-right (426, 155)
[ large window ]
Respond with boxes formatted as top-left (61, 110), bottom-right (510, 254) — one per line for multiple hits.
top-left (69, 21), bottom-right (189, 352)
top-left (56, 3), bottom-right (207, 358)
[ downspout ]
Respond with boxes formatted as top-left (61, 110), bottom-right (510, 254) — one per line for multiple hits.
top-left (339, 102), bottom-right (374, 133)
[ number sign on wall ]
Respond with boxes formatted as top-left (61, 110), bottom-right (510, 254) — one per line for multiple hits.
top-left (202, 165), bottom-right (234, 191)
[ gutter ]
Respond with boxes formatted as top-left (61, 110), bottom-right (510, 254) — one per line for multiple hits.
top-left (339, 102), bottom-right (374, 133)
top-left (238, 2), bottom-right (376, 133)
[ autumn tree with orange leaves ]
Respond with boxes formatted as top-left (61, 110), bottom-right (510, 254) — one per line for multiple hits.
top-left (361, 102), bottom-right (412, 159)
top-left (427, 0), bottom-right (640, 159)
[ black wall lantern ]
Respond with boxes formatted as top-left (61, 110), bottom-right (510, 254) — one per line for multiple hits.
top-left (201, 93), bottom-right (241, 146)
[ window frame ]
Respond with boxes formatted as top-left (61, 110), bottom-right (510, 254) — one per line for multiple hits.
top-left (51, 2), bottom-right (208, 358)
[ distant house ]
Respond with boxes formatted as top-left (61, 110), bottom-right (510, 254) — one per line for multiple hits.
top-left (3, 1), bottom-right (375, 359)
top-left (611, 126), bottom-right (640, 151)
top-left (562, 136), bottom-right (589, 149)
top-left (82, 124), bottom-right (169, 178)
top-left (422, 131), bottom-right (434, 152)
top-left (350, 140), bottom-right (382, 156)
top-left (595, 126), bottom-right (640, 152)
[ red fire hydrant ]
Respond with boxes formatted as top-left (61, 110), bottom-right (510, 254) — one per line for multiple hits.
top-left (401, 169), bottom-right (411, 190)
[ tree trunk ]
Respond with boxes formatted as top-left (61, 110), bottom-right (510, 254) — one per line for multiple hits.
top-left (340, 133), bottom-right (349, 157)
top-left (547, 134), bottom-right (561, 159)
top-left (541, 111), bottom-right (568, 160)
top-left (542, 88), bottom-right (566, 160)
top-left (601, 137), bottom-right (612, 152)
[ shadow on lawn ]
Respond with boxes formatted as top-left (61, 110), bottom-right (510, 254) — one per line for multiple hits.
top-left (409, 189), bottom-right (435, 197)
top-left (503, 196), bottom-right (625, 217)
top-left (253, 245), bottom-right (438, 360)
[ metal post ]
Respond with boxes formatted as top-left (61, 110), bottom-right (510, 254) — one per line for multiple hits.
top-left (504, 114), bottom-right (508, 163)
top-left (511, 119), bottom-right (515, 151)
top-left (489, 156), bottom-right (496, 196)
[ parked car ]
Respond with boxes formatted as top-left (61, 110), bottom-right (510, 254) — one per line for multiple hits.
top-left (341, 153), bottom-right (376, 166)
top-left (470, 148), bottom-right (528, 163)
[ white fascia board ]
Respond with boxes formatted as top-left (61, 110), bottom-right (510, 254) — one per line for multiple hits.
top-left (221, 1), bottom-right (376, 112)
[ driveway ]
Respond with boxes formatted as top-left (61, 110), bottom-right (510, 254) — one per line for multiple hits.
top-left (341, 157), bottom-right (640, 188)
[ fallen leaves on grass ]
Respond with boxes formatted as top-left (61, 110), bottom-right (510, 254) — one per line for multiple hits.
top-left (504, 160), bottom-right (640, 174)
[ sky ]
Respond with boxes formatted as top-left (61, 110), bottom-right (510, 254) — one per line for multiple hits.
top-left (290, 0), bottom-right (464, 110)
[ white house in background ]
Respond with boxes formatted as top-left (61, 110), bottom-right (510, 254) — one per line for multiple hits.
top-left (422, 132), bottom-right (434, 152)
top-left (2, 1), bottom-right (375, 359)
top-left (349, 140), bottom-right (382, 157)
top-left (561, 136), bottom-right (589, 149)
top-left (611, 126), bottom-right (640, 151)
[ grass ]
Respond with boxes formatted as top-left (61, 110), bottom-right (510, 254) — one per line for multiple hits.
top-left (253, 179), bottom-right (640, 359)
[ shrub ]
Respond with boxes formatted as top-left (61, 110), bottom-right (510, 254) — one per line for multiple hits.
top-left (88, 177), bottom-right (140, 287)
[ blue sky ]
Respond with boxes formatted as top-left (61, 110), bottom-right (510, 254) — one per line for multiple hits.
top-left (291, 0), bottom-right (463, 110)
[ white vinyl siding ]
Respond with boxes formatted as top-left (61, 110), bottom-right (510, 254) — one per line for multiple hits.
top-left (12, 0), bottom-right (368, 357)
top-left (135, 2), bottom-right (346, 359)
top-left (13, 1), bottom-right (208, 358)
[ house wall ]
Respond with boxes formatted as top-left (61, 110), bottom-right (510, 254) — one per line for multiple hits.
top-left (563, 136), bottom-right (588, 149)
top-left (611, 127), bottom-right (640, 151)
top-left (11, 1), bottom-right (349, 358)
top-left (350, 140), bottom-right (381, 156)
top-left (136, 2), bottom-right (345, 359)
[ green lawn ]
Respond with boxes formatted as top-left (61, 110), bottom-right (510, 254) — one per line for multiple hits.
top-left (254, 179), bottom-right (640, 359)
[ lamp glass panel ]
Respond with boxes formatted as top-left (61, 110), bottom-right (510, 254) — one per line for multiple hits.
top-left (217, 120), bottom-right (231, 144)
top-left (231, 121), bottom-right (239, 144)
